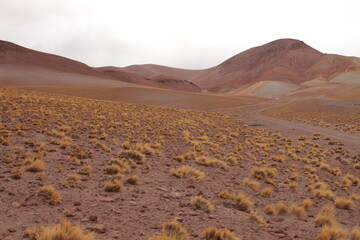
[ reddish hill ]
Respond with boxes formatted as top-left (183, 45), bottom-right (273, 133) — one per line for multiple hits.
top-left (0, 40), bottom-right (139, 86)
top-left (122, 39), bottom-right (360, 93)
top-left (0, 40), bottom-right (106, 78)
top-left (98, 66), bottom-right (201, 92)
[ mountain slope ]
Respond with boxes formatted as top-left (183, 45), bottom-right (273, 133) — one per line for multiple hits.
top-left (98, 66), bottom-right (201, 92)
top-left (121, 39), bottom-right (360, 95)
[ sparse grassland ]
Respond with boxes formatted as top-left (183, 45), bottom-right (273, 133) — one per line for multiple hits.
top-left (0, 87), bottom-right (359, 240)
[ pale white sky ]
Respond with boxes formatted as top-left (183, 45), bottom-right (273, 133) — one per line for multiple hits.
top-left (1, 0), bottom-right (359, 69)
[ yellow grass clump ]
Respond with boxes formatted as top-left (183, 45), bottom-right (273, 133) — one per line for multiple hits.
top-left (335, 197), bottom-right (355, 210)
top-left (170, 165), bottom-right (205, 182)
top-left (37, 185), bottom-right (62, 205)
top-left (315, 225), bottom-right (346, 240)
top-left (149, 219), bottom-right (188, 240)
top-left (190, 196), bottom-right (215, 213)
top-left (202, 227), bottom-right (240, 240)
top-left (26, 219), bottom-right (93, 240)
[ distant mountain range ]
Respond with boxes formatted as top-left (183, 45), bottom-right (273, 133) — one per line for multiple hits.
top-left (1, 39), bottom-right (360, 97)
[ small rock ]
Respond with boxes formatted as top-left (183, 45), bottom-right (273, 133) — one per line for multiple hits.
top-left (73, 200), bottom-right (81, 206)
top-left (169, 192), bottom-right (182, 199)
top-left (156, 187), bottom-right (167, 192)
top-left (12, 202), bottom-right (21, 208)
top-left (8, 228), bottom-right (16, 233)
top-left (64, 210), bottom-right (76, 217)
top-left (89, 215), bottom-right (98, 222)
top-left (87, 224), bottom-right (106, 233)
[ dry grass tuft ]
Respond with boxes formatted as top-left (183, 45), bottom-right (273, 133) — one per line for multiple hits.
top-left (315, 225), bottom-right (346, 240)
top-left (170, 165), bottom-right (205, 182)
top-left (251, 167), bottom-right (277, 180)
top-left (126, 175), bottom-right (139, 185)
top-left (301, 198), bottom-right (313, 211)
top-left (335, 197), bottom-right (355, 210)
top-left (149, 218), bottom-right (188, 240)
top-left (195, 156), bottom-right (227, 169)
top-left (242, 177), bottom-right (261, 191)
top-left (27, 159), bottom-right (45, 172)
top-left (190, 196), bottom-right (215, 213)
top-left (315, 205), bottom-right (336, 227)
top-left (37, 185), bottom-right (62, 205)
top-left (11, 168), bottom-right (23, 179)
top-left (118, 149), bottom-right (146, 164)
top-left (77, 165), bottom-right (93, 175)
top-left (249, 211), bottom-right (268, 227)
top-left (63, 174), bottom-right (81, 188)
top-left (203, 227), bottom-right (240, 240)
top-left (350, 227), bottom-right (360, 240)
top-left (26, 219), bottom-right (93, 240)
top-left (260, 187), bottom-right (273, 197)
top-left (104, 180), bottom-right (123, 192)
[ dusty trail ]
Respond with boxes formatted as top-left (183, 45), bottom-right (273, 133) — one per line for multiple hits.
top-left (228, 102), bottom-right (360, 150)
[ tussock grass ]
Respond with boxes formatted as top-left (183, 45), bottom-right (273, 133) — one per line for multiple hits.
top-left (26, 219), bottom-right (93, 240)
top-left (315, 225), bottom-right (346, 240)
top-left (104, 180), bottom-right (123, 192)
top-left (190, 196), bottom-right (215, 213)
top-left (149, 219), bottom-right (188, 240)
top-left (335, 197), bottom-right (355, 210)
top-left (37, 185), bottom-right (62, 205)
top-left (203, 227), bottom-right (240, 240)
top-left (170, 165), bottom-right (205, 182)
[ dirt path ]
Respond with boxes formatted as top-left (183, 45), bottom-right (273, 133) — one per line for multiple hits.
top-left (227, 102), bottom-right (360, 150)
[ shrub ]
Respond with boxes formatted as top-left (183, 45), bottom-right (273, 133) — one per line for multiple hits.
top-left (26, 219), bottom-right (93, 240)
top-left (27, 159), bottom-right (45, 172)
top-left (126, 176), bottom-right (139, 185)
top-left (78, 165), bottom-right (93, 175)
top-left (233, 193), bottom-right (253, 212)
top-left (260, 187), bottom-right (273, 197)
top-left (63, 174), bottom-right (81, 188)
top-left (11, 168), bottom-right (23, 179)
top-left (170, 165), bottom-right (205, 182)
top-left (315, 205), bottom-right (336, 227)
top-left (195, 156), bottom-right (227, 169)
top-left (350, 227), bottom-right (360, 240)
top-left (118, 149), bottom-right (146, 164)
top-left (242, 177), bottom-right (260, 191)
top-left (315, 225), bottom-right (346, 240)
top-left (301, 198), bottom-right (313, 211)
top-left (203, 227), bottom-right (240, 240)
top-left (105, 164), bottom-right (122, 174)
top-left (149, 219), bottom-right (188, 240)
top-left (275, 201), bottom-right (289, 215)
top-left (264, 205), bottom-right (275, 215)
top-left (251, 167), bottom-right (277, 180)
top-left (104, 180), bottom-right (123, 192)
top-left (190, 196), bottom-right (215, 213)
top-left (37, 185), bottom-right (62, 205)
top-left (249, 211), bottom-right (267, 227)
top-left (335, 197), bottom-right (355, 210)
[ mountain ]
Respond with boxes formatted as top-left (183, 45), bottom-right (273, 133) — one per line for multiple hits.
top-left (122, 39), bottom-right (360, 96)
top-left (97, 66), bottom-right (201, 92)
top-left (2, 39), bottom-right (360, 97)
top-left (0, 40), bottom-right (132, 86)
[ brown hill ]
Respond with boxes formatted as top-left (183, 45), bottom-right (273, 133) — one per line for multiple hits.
top-left (122, 39), bottom-right (360, 94)
top-left (98, 66), bottom-right (201, 92)
top-left (0, 40), bottom-right (138, 86)
top-left (0, 40), bottom-right (106, 78)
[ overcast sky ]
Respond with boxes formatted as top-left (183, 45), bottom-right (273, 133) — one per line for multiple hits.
top-left (1, 0), bottom-right (359, 69)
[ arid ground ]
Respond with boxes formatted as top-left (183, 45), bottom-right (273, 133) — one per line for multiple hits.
top-left (0, 39), bottom-right (360, 240)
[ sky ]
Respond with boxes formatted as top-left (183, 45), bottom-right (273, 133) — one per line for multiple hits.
top-left (1, 0), bottom-right (359, 69)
